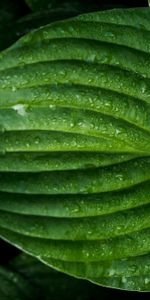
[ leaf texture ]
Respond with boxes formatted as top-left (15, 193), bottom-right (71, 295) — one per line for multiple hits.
top-left (0, 8), bottom-right (150, 292)
top-left (9, 253), bottom-right (115, 300)
top-left (1, 251), bottom-right (105, 300)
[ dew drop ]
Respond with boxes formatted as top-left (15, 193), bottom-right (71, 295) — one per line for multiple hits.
top-left (12, 276), bottom-right (19, 283)
top-left (71, 207), bottom-right (79, 213)
top-left (105, 31), bottom-right (114, 38)
top-left (116, 174), bottom-right (123, 181)
top-left (12, 104), bottom-right (27, 117)
top-left (49, 104), bottom-right (56, 109)
top-left (105, 102), bottom-right (111, 107)
top-left (145, 278), bottom-right (150, 284)
top-left (35, 137), bottom-right (40, 145)
top-left (86, 53), bottom-right (96, 63)
top-left (109, 269), bottom-right (115, 276)
top-left (87, 230), bottom-right (92, 235)
top-left (115, 128), bottom-right (122, 136)
top-left (70, 122), bottom-right (75, 128)
top-left (12, 86), bottom-right (16, 92)
top-left (43, 30), bottom-right (49, 39)
top-left (141, 82), bottom-right (147, 94)
top-left (122, 276), bottom-right (127, 283)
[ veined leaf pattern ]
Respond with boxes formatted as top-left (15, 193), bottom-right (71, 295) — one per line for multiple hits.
top-left (0, 8), bottom-right (150, 291)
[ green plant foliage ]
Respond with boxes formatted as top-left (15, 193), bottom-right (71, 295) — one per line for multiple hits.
top-left (0, 0), bottom-right (107, 52)
top-left (2, 0), bottom-right (142, 52)
top-left (1, 253), bottom-right (104, 300)
top-left (0, 8), bottom-right (150, 292)
top-left (10, 253), bottom-right (114, 300)
top-left (12, 8), bottom-right (88, 40)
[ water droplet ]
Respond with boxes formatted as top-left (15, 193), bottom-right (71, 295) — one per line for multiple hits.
top-left (86, 54), bottom-right (96, 63)
top-left (105, 31), bottom-right (114, 38)
top-left (43, 30), bottom-right (49, 39)
top-left (49, 104), bottom-right (56, 109)
top-left (122, 276), bottom-right (127, 283)
top-left (12, 276), bottom-right (19, 283)
top-left (130, 264), bottom-right (137, 273)
top-left (145, 278), bottom-right (150, 284)
top-left (116, 174), bottom-right (123, 181)
top-left (87, 230), bottom-right (92, 235)
top-left (35, 137), bottom-right (40, 145)
top-left (115, 128), bottom-right (122, 136)
top-left (117, 226), bottom-right (121, 230)
top-left (105, 102), bottom-right (111, 107)
top-left (141, 82), bottom-right (147, 94)
top-left (71, 207), bottom-right (79, 213)
top-left (70, 122), bottom-right (75, 128)
top-left (12, 104), bottom-right (27, 116)
top-left (12, 86), bottom-right (16, 92)
top-left (109, 269), bottom-right (115, 276)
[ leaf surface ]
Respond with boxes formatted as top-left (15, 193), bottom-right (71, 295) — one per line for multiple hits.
top-left (0, 8), bottom-right (150, 292)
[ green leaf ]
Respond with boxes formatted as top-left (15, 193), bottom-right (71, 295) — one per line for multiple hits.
top-left (1, 251), bottom-right (112, 300)
top-left (0, 1), bottom-right (105, 51)
top-left (0, 8), bottom-right (150, 292)
top-left (0, 1), bottom-right (131, 52)
top-left (9, 253), bottom-right (114, 300)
